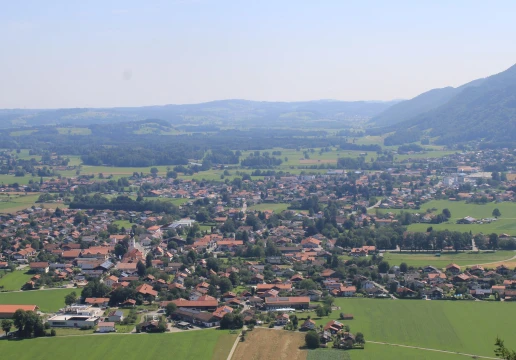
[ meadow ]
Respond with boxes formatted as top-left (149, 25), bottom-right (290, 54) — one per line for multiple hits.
top-left (300, 298), bottom-right (515, 358)
top-left (0, 330), bottom-right (237, 360)
top-left (0, 193), bottom-right (65, 213)
top-left (0, 288), bottom-right (77, 313)
top-left (381, 250), bottom-right (516, 269)
top-left (0, 270), bottom-right (32, 291)
top-left (374, 199), bottom-right (516, 235)
top-left (248, 202), bottom-right (290, 213)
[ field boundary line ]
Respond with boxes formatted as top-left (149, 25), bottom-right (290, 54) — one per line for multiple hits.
top-left (368, 340), bottom-right (498, 359)
top-left (226, 331), bottom-right (242, 360)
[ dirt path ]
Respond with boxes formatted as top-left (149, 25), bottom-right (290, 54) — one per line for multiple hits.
top-left (368, 340), bottom-right (498, 359)
top-left (463, 252), bottom-right (516, 267)
top-left (226, 331), bottom-right (242, 360)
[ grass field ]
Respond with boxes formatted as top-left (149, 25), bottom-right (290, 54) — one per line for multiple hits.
top-left (0, 193), bottom-right (41, 213)
top-left (375, 200), bottom-right (516, 235)
top-left (0, 270), bottom-right (32, 291)
top-left (0, 330), bottom-right (237, 360)
top-left (0, 288), bottom-right (77, 312)
top-left (248, 203), bottom-right (290, 213)
top-left (381, 250), bottom-right (516, 269)
top-left (301, 298), bottom-right (515, 358)
top-left (57, 127), bottom-right (92, 135)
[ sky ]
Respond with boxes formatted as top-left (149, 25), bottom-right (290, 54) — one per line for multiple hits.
top-left (1, 0), bottom-right (516, 108)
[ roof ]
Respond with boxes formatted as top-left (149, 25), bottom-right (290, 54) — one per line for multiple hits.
top-left (265, 297), bottom-right (310, 305)
top-left (163, 299), bottom-right (219, 308)
top-left (98, 322), bottom-right (115, 327)
top-left (0, 305), bottom-right (38, 314)
top-left (29, 262), bottom-right (49, 268)
top-left (85, 298), bottom-right (110, 304)
top-left (136, 284), bottom-right (158, 297)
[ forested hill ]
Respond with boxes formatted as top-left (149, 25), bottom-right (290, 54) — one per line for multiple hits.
top-left (372, 63), bottom-right (516, 147)
top-left (0, 99), bottom-right (399, 129)
top-left (370, 78), bottom-right (486, 127)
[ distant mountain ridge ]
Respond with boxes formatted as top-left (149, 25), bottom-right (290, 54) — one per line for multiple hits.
top-left (0, 99), bottom-right (400, 129)
top-left (371, 63), bottom-right (516, 146)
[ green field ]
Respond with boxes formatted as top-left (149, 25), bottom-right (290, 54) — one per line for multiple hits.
top-left (375, 200), bottom-right (516, 235)
top-left (302, 298), bottom-right (515, 358)
top-left (0, 288), bottom-right (77, 312)
top-left (309, 346), bottom-right (468, 360)
top-left (0, 330), bottom-right (237, 360)
top-left (248, 202), bottom-right (290, 213)
top-left (381, 250), bottom-right (516, 269)
top-left (0, 193), bottom-right (41, 212)
top-left (0, 270), bottom-right (32, 291)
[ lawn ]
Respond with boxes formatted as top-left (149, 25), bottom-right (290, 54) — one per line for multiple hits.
top-left (375, 200), bottom-right (516, 235)
top-left (381, 250), bottom-right (516, 269)
top-left (0, 288), bottom-right (77, 313)
top-left (0, 270), bottom-right (32, 291)
top-left (0, 193), bottom-right (41, 213)
top-left (0, 330), bottom-right (237, 360)
top-left (248, 202), bottom-right (290, 213)
top-left (300, 298), bottom-right (516, 358)
top-left (57, 127), bottom-right (92, 135)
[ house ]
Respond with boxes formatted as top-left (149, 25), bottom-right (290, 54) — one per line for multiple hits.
top-left (97, 321), bottom-right (116, 333)
top-left (300, 319), bottom-right (317, 331)
top-left (141, 320), bottom-right (159, 332)
top-left (135, 284), bottom-right (158, 299)
top-left (162, 299), bottom-right (219, 311)
top-left (446, 263), bottom-right (461, 275)
top-left (264, 297), bottom-right (310, 310)
top-left (339, 286), bottom-right (357, 297)
top-left (29, 262), bottom-right (49, 273)
top-left (0, 305), bottom-right (38, 319)
top-left (106, 310), bottom-right (124, 322)
top-left (275, 313), bottom-right (290, 326)
top-left (104, 275), bottom-right (119, 288)
top-left (324, 320), bottom-right (344, 334)
top-left (47, 314), bottom-right (99, 328)
top-left (84, 298), bottom-right (110, 307)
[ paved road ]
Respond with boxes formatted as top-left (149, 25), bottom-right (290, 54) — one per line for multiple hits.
top-left (368, 340), bottom-right (498, 359)
top-left (372, 281), bottom-right (397, 300)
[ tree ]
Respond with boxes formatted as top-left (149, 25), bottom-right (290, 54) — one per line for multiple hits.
top-left (378, 261), bottom-right (390, 273)
top-left (1, 319), bottom-right (12, 335)
top-left (355, 332), bottom-right (365, 345)
top-left (495, 337), bottom-right (516, 360)
top-left (146, 253), bottom-right (153, 269)
top-left (442, 208), bottom-right (451, 219)
top-left (493, 208), bottom-right (501, 218)
top-left (489, 233), bottom-right (499, 250)
top-left (219, 277), bottom-right (233, 294)
top-left (305, 331), bottom-right (320, 349)
top-left (399, 262), bottom-right (408, 273)
top-left (150, 167), bottom-right (159, 177)
top-left (298, 279), bottom-right (318, 290)
top-left (165, 302), bottom-right (177, 317)
top-left (137, 260), bottom-right (147, 277)
top-left (64, 291), bottom-right (78, 306)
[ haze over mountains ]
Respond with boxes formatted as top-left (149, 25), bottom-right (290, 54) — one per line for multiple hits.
top-left (0, 100), bottom-right (399, 130)
top-left (371, 63), bottom-right (516, 146)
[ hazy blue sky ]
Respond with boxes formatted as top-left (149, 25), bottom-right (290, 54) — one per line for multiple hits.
top-left (1, 0), bottom-right (515, 108)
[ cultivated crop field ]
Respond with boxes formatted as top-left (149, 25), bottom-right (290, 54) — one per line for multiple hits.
top-left (0, 270), bottom-right (32, 291)
top-left (232, 327), bottom-right (308, 360)
top-left (0, 330), bottom-right (237, 360)
top-left (0, 288), bottom-right (77, 313)
top-left (301, 298), bottom-right (515, 358)
top-left (382, 250), bottom-right (516, 269)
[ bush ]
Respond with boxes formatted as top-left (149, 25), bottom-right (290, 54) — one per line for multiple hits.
top-left (50, 329), bottom-right (56, 337)
top-left (305, 331), bottom-right (320, 349)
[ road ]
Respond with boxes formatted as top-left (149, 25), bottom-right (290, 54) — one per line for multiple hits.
top-left (372, 281), bottom-right (397, 300)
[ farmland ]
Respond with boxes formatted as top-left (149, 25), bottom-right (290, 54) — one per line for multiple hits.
top-left (300, 298), bottom-right (515, 358)
top-left (0, 288), bottom-right (77, 313)
top-left (374, 200), bottom-right (516, 235)
top-left (232, 327), bottom-right (307, 360)
top-left (0, 193), bottom-right (65, 213)
top-left (0, 330), bottom-right (237, 360)
top-left (308, 347), bottom-right (468, 360)
top-left (0, 270), bottom-right (32, 291)
top-left (381, 250), bottom-right (516, 269)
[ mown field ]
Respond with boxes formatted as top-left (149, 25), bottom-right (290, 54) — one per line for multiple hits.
top-left (308, 345), bottom-right (474, 360)
top-left (0, 330), bottom-right (237, 360)
top-left (375, 200), bottom-right (516, 235)
top-left (0, 288), bottom-right (77, 313)
top-left (0, 193), bottom-right (65, 213)
top-left (0, 270), bottom-right (32, 291)
top-left (248, 203), bottom-right (290, 213)
top-left (301, 298), bottom-right (515, 358)
top-left (381, 250), bottom-right (516, 269)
